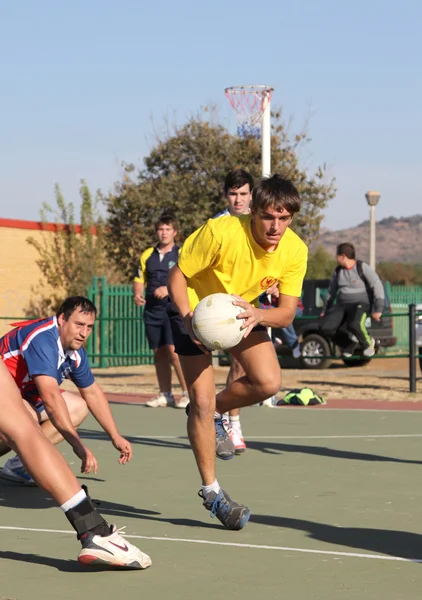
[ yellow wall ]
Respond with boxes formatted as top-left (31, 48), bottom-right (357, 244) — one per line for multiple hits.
top-left (0, 226), bottom-right (55, 335)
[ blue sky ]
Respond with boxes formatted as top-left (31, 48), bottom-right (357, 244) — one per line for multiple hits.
top-left (1, 0), bottom-right (420, 230)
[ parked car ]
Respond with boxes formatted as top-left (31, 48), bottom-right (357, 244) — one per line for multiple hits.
top-left (272, 278), bottom-right (397, 370)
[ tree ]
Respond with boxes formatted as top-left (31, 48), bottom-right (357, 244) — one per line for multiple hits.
top-left (104, 111), bottom-right (336, 280)
top-left (306, 245), bottom-right (337, 279)
top-left (26, 181), bottom-right (113, 315)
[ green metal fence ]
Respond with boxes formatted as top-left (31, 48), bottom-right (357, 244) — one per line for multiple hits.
top-left (2, 279), bottom-right (421, 367)
top-left (389, 286), bottom-right (422, 352)
top-left (86, 276), bottom-right (154, 368)
top-left (83, 278), bottom-right (422, 366)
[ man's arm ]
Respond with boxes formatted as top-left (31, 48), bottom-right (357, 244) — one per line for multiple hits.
top-left (167, 265), bottom-right (207, 350)
top-left (133, 281), bottom-right (145, 306)
top-left (78, 382), bottom-right (132, 463)
top-left (33, 375), bottom-right (97, 473)
top-left (167, 265), bottom-right (191, 319)
top-left (362, 263), bottom-right (385, 320)
top-left (322, 272), bottom-right (338, 315)
top-left (233, 294), bottom-right (298, 337)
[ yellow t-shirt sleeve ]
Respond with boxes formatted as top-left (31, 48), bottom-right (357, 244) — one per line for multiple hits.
top-left (278, 242), bottom-right (308, 297)
top-left (133, 247), bottom-right (154, 283)
top-left (178, 220), bottom-right (221, 278)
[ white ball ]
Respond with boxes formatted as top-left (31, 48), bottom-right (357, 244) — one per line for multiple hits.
top-left (192, 293), bottom-right (245, 350)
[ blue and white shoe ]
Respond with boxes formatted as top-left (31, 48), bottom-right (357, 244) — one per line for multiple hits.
top-left (199, 488), bottom-right (250, 530)
top-left (0, 456), bottom-right (36, 486)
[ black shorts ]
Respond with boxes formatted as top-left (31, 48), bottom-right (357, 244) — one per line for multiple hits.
top-left (169, 312), bottom-right (267, 357)
top-left (144, 316), bottom-right (174, 350)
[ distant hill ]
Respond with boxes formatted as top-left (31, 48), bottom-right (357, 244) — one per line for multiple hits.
top-left (314, 215), bottom-right (422, 263)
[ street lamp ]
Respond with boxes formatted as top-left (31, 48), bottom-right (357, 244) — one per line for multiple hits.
top-left (365, 190), bottom-right (381, 269)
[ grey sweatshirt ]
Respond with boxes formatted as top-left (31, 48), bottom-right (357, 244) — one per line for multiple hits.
top-left (324, 262), bottom-right (385, 314)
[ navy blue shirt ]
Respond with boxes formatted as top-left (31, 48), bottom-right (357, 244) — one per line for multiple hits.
top-left (134, 245), bottom-right (179, 324)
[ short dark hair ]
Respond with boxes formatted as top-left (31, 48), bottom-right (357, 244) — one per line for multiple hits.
top-left (56, 297), bottom-right (97, 320)
top-left (252, 174), bottom-right (301, 214)
top-left (155, 214), bottom-right (178, 231)
top-left (336, 242), bottom-right (356, 259)
top-left (224, 169), bottom-right (254, 195)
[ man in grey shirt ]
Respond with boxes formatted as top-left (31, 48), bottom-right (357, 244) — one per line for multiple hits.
top-left (320, 242), bottom-right (384, 357)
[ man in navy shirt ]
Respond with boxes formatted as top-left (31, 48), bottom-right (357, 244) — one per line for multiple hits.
top-left (0, 296), bottom-right (133, 485)
top-left (133, 215), bottom-right (188, 408)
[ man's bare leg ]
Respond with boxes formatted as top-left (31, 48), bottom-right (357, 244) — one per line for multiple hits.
top-left (179, 352), bottom-right (216, 485)
top-left (0, 391), bottom-right (89, 458)
top-left (225, 356), bottom-right (246, 453)
top-left (178, 353), bottom-right (250, 530)
top-left (216, 331), bottom-right (281, 415)
top-left (168, 344), bottom-right (188, 392)
top-left (0, 362), bottom-right (152, 568)
top-left (154, 345), bottom-right (172, 393)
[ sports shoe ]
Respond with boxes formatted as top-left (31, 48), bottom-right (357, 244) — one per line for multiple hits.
top-left (145, 393), bottom-right (175, 408)
top-left (199, 489), bottom-right (250, 530)
top-left (215, 417), bottom-right (235, 460)
top-left (0, 456), bottom-right (36, 486)
top-left (228, 427), bottom-right (246, 454)
top-left (342, 342), bottom-right (357, 358)
top-left (78, 524), bottom-right (151, 569)
top-left (292, 342), bottom-right (301, 359)
top-left (175, 392), bottom-right (190, 409)
top-left (363, 337), bottom-right (376, 357)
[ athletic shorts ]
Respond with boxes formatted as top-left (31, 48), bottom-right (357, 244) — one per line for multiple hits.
top-left (169, 313), bottom-right (267, 357)
top-left (145, 316), bottom-right (174, 350)
top-left (20, 386), bottom-right (65, 420)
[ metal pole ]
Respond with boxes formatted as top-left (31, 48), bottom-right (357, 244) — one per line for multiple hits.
top-left (261, 88), bottom-right (275, 406)
top-left (261, 90), bottom-right (271, 177)
top-left (409, 303), bottom-right (416, 393)
top-left (369, 204), bottom-right (376, 269)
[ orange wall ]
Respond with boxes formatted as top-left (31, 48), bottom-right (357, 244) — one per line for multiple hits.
top-left (0, 219), bottom-right (60, 335)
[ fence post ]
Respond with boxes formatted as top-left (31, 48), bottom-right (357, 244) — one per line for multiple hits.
top-left (99, 276), bottom-right (109, 368)
top-left (409, 303), bottom-right (416, 393)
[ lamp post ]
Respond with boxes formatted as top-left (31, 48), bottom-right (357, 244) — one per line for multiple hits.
top-left (365, 190), bottom-right (381, 269)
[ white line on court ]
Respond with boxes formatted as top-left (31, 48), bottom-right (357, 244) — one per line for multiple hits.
top-left (0, 525), bottom-right (420, 564)
top-left (129, 433), bottom-right (422, 440)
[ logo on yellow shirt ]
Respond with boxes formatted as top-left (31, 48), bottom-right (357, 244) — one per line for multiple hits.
top-left (260, 276), bottom-right (276, 289)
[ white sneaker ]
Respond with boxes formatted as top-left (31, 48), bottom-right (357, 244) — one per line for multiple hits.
top-left (260, 396), bottom-right (277, 407)
top-left (78, 524), bottom-right (152, 569)
top-left (363, 337), bottom-right (376, 357)
top-left (227, 427), bottom-right (247, 454)
top-left (145, 393), bottom-right (175, 408)
top-left (175, 392), bottom-right (189, 409)
top-left (0, 456), bottom-right (36, 486)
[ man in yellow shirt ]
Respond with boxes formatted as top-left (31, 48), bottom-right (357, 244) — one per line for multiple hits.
top-left (167, 174), bottom-right (308, 530)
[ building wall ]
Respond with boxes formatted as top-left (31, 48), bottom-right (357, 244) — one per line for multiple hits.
top-left (0, 219), bottom-right (67, 336)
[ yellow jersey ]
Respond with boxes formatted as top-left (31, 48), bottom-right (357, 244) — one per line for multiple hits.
top-left (178, 215), bottom-right (308, 310)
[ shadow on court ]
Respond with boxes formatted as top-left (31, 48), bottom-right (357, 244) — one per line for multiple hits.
top-left (0, 550), bottom-right (130, 572)
top-left (78, 428), bottom-right (422, 465)
top-left (0, 485), bottom-right (221, 531)
top-left (244, 440), bottom-right (422, 464)
top-left (250, 514), bottom-right (422, 561)
top-left (78, 428), bottom-right (191, 451)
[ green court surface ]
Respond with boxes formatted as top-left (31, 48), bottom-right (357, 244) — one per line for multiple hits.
top-left (1, 405), bottom-right (422, 599)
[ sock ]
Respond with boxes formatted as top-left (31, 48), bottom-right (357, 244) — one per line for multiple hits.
top-left (163, 391), bottom-right (174, 399)
top-left (202, 480), bottom-right (221, 496)
top-left (182, 390), bottom-right (189, 397)
top-left (229, 416), bottom-right (242, 433)
top-left (60, 489), bottom-right (87, 512)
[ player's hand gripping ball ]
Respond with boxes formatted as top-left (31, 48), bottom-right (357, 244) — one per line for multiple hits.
top-left (192, 293), bottom-right (246, 350)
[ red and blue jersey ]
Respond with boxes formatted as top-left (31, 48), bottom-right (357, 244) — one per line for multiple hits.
top-left (0, 316), bottom-right (95, 405)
